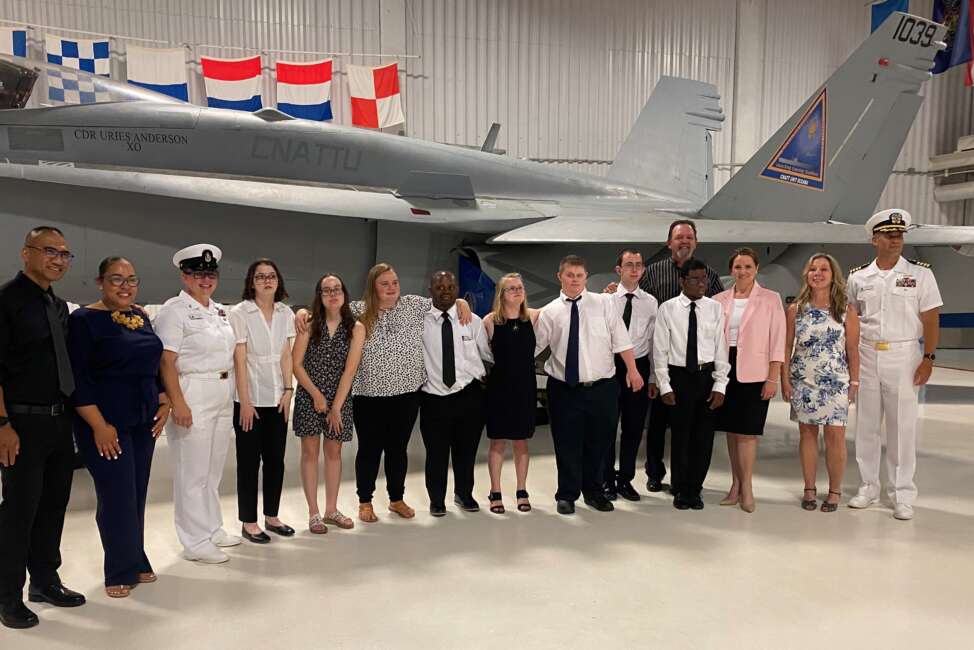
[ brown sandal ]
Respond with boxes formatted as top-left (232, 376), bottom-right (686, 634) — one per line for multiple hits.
top-left (821, 490), bottom-right (841, 513)
top-left (323, 510), bottom-right (354, 529)
top-left (801, 487), bottom-right (817, 511)
top-left (105, 584), bottom-right (131, 598)
top-left (309, 514), bottom-right (329, 534)
top-left (388, 500), bottom-right (415, 519)
top-left (358, 503), bottom-right (378, 523)
top-left (137, 572), bottom-right (157, 584)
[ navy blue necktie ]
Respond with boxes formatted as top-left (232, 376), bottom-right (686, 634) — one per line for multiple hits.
top-left (565, 296), bottom-right (581, 386)
top-left (442, 312), bottom-right (456, 388)
top-left (686, 301), bottom-right (698, 372)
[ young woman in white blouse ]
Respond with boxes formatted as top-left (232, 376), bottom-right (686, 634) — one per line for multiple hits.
top-left (229, 259), bottom-right (296, 544)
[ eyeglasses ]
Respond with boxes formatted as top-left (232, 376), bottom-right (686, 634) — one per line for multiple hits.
top-left (320, 287), bottom-right (343, 296)
top-left (254, 273), bottom-right (277, 282)
top-left (103, 275), bottom-right (140, 287)
top-left (503, 286), bottom-right (525, 294)
top-left (26, 245), bottom-right (75, 262)
top-left (184, 270), bottom-right (219, 280)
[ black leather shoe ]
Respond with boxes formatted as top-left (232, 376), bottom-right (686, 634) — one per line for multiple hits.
top-left (27, 583), bottom-right (85, 608)
top-left (242, 526), bottom-right (271, 544)
top-left (616, 481), bottom-right (641, 501)
top-left (583, 494), bottom-right (615, 512)
top-left (673, 495), bottom-right (691, 510)
top-left (0, 601), bottom-right (38, 629)
top-left (264, 522), bottom-right (295, 537)
top-left (646, 478), bottom-right (663, 493)
top-left (556, 499), bottom-right (575, 515)
top-left (690, 496), bottom-right (705, 510)
top-left (431, 503), bottom-right (447, 517)
top-left (453, 495), bottom-right (480, 512)
top-left (601, 482), bottom-right (618, 501)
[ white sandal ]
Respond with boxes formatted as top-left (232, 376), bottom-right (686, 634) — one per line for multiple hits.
top-left (309, 514), bottom-right (328, 534)
top-left (323, 510), bottom-right (354, 529)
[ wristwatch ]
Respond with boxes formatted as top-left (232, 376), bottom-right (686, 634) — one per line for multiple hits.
top-left (0, 415), bottom-right (9, 427)
top-left (923, 353), bottom-right (936, 361)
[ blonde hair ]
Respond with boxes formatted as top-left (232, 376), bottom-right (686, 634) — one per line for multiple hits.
top-left (360, 262), bottom-right (396, 338)
top-left (794, 253), bottom-right (847, 323)
top-left (490, 273), bottom-right (530, 325)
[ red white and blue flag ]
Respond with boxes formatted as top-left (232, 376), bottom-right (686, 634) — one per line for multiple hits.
top-left (0, 27), bottom-right (28, 57)
top-left (126, 45), bottom-right (188, 101)
top-left (348, 62), bottom-right (404, 128)
top-left (276, 59), bottom-right (332, 121)
top-left (201, 55), bottom-right (263, 111)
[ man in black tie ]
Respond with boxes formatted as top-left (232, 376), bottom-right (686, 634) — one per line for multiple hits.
top-left (419, 271), bottom-right (492, 517)
top-left (652, 259), bottom-right (730, 510)
top-left (535, 255), bottom-right (644, 514)
top-left (0, 227), bottom-right (86, 629)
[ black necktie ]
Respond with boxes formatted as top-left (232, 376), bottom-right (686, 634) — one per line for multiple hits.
top-left (623, 293), bottom-right (635, 330)
top-left (44, 293), bottom-right (75, 397)
top-left (565, 296), bottom-right (581, 386)
top-left (686, 301), bottom-right (698, 373)
top-left (441, 312), bottom-right (456, 388)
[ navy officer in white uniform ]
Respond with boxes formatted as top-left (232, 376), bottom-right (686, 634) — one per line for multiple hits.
top-left (846, 209), bottom-right (942, 521)
top-left (156, 244), bottom-right (240, 562)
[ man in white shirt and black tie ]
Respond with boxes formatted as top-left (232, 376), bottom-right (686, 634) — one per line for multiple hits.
top-left (653, 258), bottom-right (730, 510)
top-left (420, 271), bottom-right (492, 517)
top-left (604, 249), bottom-right (658, 502)
top-left (536, 255), bottom-right (644, 515)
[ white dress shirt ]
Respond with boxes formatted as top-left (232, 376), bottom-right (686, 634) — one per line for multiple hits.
top-left (612, 284), bottom-right (658, 360)
top-left (535, 289), bottom-right (633, 384)
top-left (422, 303), bottom-right (492, 396)
top-left (155, 290), bottom-right (236, 375)
top-left (728, 298), bottom-right (748, 346)
top-left (847, 256), bottom-right (942, 343)
top-left (228, 300), bottom-right (296, 407)
top-left (652, 293), bottom-right (730, 395)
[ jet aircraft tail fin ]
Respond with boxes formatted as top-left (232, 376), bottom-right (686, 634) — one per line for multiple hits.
top-left (699, 11), bottom-right (945, 223)
top-left (608, 77), bottom-right (724, 204)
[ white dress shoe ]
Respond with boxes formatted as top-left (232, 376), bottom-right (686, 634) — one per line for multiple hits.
top-left (184, 547), bottom-right (229, 564)
top-left (893, 504), bottom-right (914, 520)
top-left (848, 493), bottom-right (879, 509)
top-left (211, 529), bottom-right (242, 547)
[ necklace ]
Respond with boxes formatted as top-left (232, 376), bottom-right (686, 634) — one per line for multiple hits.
top-left (111, 310), bottom-right (145, 330)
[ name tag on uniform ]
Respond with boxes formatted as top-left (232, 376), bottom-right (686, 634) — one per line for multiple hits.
top-left (896, 276), bottom-right (916, 288)
top-left (461, 335), bottom-right (473, 342)
top-left (187, 313), bottom-right (204, 321)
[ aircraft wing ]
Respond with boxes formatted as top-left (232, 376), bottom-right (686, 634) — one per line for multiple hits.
top-left (488, 210), bottom-right (974, 246)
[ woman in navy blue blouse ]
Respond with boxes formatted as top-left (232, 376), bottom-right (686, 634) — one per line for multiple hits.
top-left (67, 257), bottom-right (168, 599)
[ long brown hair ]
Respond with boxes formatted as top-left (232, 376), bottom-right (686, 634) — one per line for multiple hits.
top-left (490, 273), bottom-right (530, 325)
top-left (359, 262), bottom-right (396, 338)
top-left (241, 258), bottom-right (289, 302)
top-left (794, 253), bottom-right (847, 323)
top-left (310, 273), bottom-right (355, 345)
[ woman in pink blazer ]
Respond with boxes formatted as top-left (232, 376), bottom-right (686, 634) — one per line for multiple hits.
top-left (713, 248), bottom-right (786, 512)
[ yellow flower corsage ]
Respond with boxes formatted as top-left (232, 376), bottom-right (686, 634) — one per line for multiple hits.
top-left (111, 310), bottom-right (145, 330)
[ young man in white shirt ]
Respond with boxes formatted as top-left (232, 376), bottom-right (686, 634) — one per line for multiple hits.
top-left (535, 255), bottom-right (644, 515)
top-left (653, 258), bottom-right (730, 510)
top-left (604, 249), bottom-right (658, 502)
top-left (419, 271), bottom-right (492, 517)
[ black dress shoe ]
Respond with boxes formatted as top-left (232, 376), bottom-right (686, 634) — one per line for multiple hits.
top-left (430, 503), bottom-right (447, 517)
top-left (601, 482), bottom-right (618, 501)
top-left (264, 522), bottom-right (295, 537)
top-left (690, 496), bottom-right (705, 510)
top-left (0, 601), bottom-right (38, 629)
top-left (673, 495), bottom-right (691, 510)
top-left (556, 499), bottom-right (575, 515)
top-left (27, 583), bottom-right (85, 608)
top-left (242, 526), bottom-right (271, 544)
top-left (616, 481), bottom-right (641, 501)
top-left (453, 495), bottom-right (480, 512)
top-left (583, 494), bottom-right (615, 512)
top-left (646, 478), bottom-right (663, 493)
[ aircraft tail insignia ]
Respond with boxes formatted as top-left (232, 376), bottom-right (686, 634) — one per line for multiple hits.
top-left (759, 89), bottom-right (827, 191)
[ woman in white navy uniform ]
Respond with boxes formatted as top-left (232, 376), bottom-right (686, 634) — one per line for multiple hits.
top-left (156, 245), bottom-right (240, 563)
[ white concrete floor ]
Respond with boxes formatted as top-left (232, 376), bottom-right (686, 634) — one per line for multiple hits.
top-left (3, 365), bottom-right (974, 649)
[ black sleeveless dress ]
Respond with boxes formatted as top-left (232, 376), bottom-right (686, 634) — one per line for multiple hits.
top-left (486, 317), bottom-right (537, 440)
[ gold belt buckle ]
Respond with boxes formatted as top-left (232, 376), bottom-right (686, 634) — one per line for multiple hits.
top-left (875, 342), bottom-right (890, 351)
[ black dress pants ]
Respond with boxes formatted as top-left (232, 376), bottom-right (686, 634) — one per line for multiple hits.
top-left (233, 403), bottom-right (287, 522)
top-left (75, 419), bottom-right (155, 586)
top-left (667, 366), bottom-right (717, 499)
top-left (645, 394), bottom-right (671, 483)
top-left (605, 355), bottom-right (651, 483)
top-left (353, 392), bottom-right (420, 504)
top-left (420, 382), bottom-right (485, 506)
top-left (547, 377), bottom-right (619, 502)
top-left (0, 412), bottom-right (75, 603)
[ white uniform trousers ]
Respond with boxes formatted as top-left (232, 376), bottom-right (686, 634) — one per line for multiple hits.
top-left (167, 374), bottom-right (234, 554)
top-left (855, 342), bottom-right (921, 506)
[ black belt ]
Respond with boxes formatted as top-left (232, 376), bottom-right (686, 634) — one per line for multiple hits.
top-left (552, 377), bottom-right (613, 388)
top-left (6, 403), bottom-right (66, 417)
top-left (668, 362), bottom-right (715, 373)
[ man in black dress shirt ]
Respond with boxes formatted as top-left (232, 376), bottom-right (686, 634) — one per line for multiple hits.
top-left (0, 227), bottom-right (86, 629)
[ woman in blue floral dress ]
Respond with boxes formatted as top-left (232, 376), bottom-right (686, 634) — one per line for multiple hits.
top-left (782, 254), bottom-right (860, 513)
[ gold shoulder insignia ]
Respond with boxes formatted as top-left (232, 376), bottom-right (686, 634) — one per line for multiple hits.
top-left (848, 263), bottom-right (869, 273)
top-left (908, 259), bottom-right (931, 268)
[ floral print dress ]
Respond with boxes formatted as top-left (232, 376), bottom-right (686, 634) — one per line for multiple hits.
top-left (789, 306), bottom-right (849, 425)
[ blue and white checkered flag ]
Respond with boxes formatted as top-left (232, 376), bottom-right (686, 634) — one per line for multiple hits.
top-left (46, 68), bottom-right (114, 105)
top-left (45, 33), bottom-right (110, 76)
top-left (0, 27), bottom-right (28, 57)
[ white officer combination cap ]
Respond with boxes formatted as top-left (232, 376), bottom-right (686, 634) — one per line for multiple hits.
top-left (865, 208), bottom-right (911, 235)
top-left (172, 243), bottom-right (222, 271)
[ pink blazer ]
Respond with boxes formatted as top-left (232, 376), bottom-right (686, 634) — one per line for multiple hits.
top-left (714, 282), bottom-right (786, 383)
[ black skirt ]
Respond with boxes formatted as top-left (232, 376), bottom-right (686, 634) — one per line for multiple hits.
top-left (716, 347), bottom-right (770, 435)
